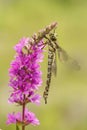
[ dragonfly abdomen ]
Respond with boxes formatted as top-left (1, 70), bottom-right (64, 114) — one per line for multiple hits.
top-left (43, 47), bottom-right (54, 104)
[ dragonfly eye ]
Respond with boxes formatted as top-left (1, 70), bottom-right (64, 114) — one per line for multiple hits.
top-left (49, 33), bottom-right (57, 41)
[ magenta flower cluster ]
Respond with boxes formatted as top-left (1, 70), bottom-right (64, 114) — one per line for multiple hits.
top-left (7, 37), bottom-right (43, 126)
top-left (7, 109), bottom-right (39, 126)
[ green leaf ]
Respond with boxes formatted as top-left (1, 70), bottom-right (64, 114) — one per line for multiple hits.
top-left (16, 124), bottom-right (20, 130)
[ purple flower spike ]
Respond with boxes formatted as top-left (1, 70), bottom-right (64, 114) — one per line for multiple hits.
top-left (7, 37), bottom-right (44, 128)
top-left (8, 37), bottom-right (43, 104)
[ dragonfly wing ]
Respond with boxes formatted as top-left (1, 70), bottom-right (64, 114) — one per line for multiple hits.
top-left (57, 48), bottom-right (80, 71)
top-left (57, 48), bottom-right (69, 62)
top-left (67, 57), bottom-right (80, 70)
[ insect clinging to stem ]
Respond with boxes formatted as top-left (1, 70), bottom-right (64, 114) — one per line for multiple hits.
top-left (43, 29), bottom-right (80, 104)
top-left (27, 22), bottom-right (80, 104)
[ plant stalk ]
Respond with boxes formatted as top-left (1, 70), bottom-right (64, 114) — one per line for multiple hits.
top-left (22, 95), bottom-right (26, 130)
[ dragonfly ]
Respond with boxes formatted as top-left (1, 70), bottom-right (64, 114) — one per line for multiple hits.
top-left (26, 22), bottom-right (80, 104)
top-left (43, 31), bottom-right (80, 104)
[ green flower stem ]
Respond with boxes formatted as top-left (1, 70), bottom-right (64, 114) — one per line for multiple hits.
top-left (22, 95), bottom-right (26, 130)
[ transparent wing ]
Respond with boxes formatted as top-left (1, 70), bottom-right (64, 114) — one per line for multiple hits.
top-left (57, 47), bottom-right (80, 71)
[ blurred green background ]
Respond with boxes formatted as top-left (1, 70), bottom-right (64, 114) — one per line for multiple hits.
top-left (0, 0), bottom-right (87, 130)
